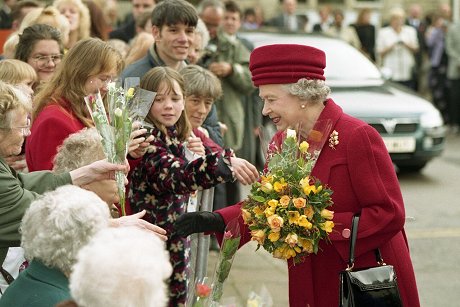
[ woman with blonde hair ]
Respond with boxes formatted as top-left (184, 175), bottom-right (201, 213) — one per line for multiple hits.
top-left (26, 38), bottom-right (123, 172)
top-left (0, 59), bottom-right (37, 100)
top-left (53, 0), bottom-right (90, 49)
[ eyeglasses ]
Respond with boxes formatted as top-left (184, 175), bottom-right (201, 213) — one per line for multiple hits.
top-left (0, 118), bottom-right (31, 136)
top-left (31, 54), bottom-right (63, 67)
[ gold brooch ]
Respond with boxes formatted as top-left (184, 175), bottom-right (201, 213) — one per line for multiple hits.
top-left (329, 130), bottom-right (339, 149)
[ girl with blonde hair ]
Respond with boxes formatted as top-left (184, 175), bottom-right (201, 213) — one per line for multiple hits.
top-left (26, 38), bottom-right (124, 172)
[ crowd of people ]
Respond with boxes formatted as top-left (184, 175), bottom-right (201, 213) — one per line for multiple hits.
top-left (0, 0), bottom-right (443, 305)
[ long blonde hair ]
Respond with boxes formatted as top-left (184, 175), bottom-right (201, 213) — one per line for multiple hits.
top-left (140, 67), bottom-right (191, 141)
top-left (33, 38), bottom-right (124, 126)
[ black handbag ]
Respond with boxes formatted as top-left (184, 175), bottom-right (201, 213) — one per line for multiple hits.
top-left (339, 215), bottom-right (403, 307)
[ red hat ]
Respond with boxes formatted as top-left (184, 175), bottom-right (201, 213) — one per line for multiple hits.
top-left (249, 44), bottom-right (326, 86)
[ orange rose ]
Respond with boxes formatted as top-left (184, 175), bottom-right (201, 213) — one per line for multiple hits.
top-left (251, 229), bottom-right (266, 244)
top-left (267, 214), bottom-right (284, 232)
top-left (292, 197), bottom-right (306, 209)
top-left (279, 195), bottom-right (290, 207)
top-left (304, 205), bottom-right (314, 220)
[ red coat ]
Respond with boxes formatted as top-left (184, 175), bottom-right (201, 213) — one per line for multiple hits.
top-left (26, 99), bottom-right (85, 171)
top-left (216, 99), bottom-right (420, 307)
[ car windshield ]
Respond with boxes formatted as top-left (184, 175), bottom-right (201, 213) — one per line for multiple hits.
top-left (241, 32), bottom-right (383, 86)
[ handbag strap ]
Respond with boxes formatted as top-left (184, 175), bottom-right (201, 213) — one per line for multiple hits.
top-left (347, 214), bottom-right (385, 270)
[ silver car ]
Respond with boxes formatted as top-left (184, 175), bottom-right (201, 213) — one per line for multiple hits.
top-left (241, 31), bottom-right (446, 172)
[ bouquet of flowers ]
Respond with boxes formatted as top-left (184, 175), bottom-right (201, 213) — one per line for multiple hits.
top-left (242, 123), bottom-right (334, 264)
top-left (84, 84), bottom-right (133, 216)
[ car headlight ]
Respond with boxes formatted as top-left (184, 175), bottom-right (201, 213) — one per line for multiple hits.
top-left (420, 110), bottom-right (444, 128)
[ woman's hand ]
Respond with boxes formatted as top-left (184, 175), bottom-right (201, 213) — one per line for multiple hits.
top-left (110, 210), bottom-right (168, 241)
top-left (230, 157), bottom-right (259, 185)
top-left (69, 160), bottom-right (129, 186)
top-left (186, 136), bottom-right (205, 156)
top-left (128, 122), bottom-right (154, 159)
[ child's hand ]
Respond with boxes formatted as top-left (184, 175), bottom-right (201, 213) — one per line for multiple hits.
top-left (128, 122), bottom-right (154, 159)
top-left (186, 137), bottom-right (205, 156)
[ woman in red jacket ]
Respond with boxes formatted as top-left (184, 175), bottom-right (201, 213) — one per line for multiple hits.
top-left (26, 38), bottom-right (149, 172)
top-left (175, 44), bottom-right (420, 307)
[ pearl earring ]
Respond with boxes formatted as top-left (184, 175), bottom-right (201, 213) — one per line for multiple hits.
top-left (301, 105), bottom-right (306, 109)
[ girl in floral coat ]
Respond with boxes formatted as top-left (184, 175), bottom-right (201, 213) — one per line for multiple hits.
top-left (128, 66), bottom-right (258, 307)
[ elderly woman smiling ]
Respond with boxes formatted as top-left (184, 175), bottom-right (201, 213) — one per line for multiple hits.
top-left (0, 80), bottom-right (128, 267)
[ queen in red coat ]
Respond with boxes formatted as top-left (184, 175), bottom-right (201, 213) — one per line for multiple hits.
top-left (175, 44), bottom-right (420, 307)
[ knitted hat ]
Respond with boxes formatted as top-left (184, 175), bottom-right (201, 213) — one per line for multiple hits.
top-left (249, 44), bottom-right (326, 86)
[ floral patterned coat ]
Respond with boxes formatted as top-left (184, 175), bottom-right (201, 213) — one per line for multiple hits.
top-left (216, 99), bottom-right (420, 307)
top-left (128, 126), bottom-right (234, 307)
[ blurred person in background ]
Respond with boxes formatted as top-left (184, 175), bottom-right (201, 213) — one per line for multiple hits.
top-left (312, 5), bottom-right (331, 33)
top-left (53, 0), bottom-right (90, 49)
top-left (377, 7), bottom-right (419, 90)
top-left (109, 0), bottom-right (156, 44)
top-left (352, 8), bottom-right (376, 62)
top-left (124, 9), bottom-right (154, 66)
top-left (15, 24), bottom-right (65, 86)
top-left (83, 0), bottom-right (109, 40)
top-left (264, 0), bottom-right (304, 32)
top-left (8, 0), bottom-right (40, 32)
top-left (325, 9), bottom-right (361, 49)
top-left (0, 0), bottom-right (16, 29)
top-left (445, 15), bottom-right (460, 133)
top-left (425, 11), bottom-right (449, 124)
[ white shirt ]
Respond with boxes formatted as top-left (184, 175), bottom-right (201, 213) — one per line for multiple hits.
top-left (376, 25), bottom-right (419, 81)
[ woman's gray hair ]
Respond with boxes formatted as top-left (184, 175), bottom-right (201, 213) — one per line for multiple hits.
top-left (282, 78), bottom-right (331, 104)
top-left (20, 185), bottom-right (110, 274)
top-left (53, 128), bottom-right (105, 173)
top-left (70, 227), bottom-right (172, 307)
top-left (0, 80), bottom-right (31, 129)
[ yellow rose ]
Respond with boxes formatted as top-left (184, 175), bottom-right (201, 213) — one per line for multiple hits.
top-left (287, 211), bottom-right (300, 224)
top-left (283, 247), bottom-right (297, 259)
top-left (267, 214), bottom-right (284, 232)
top-left (273, 178), bottom-right (288, 193)
top-left (253, 206), bottom-right (264, 216)
top-left (320, 221), bottom-right (334, 233)
top-left (299, 141), bottom-right (309, 154)
top-left (273, 245), bottom-right (286, 259)
top-left (299, 238), bottom-right (314, 253)
top-left (279, 195), bottom-right (290, 207)
top-left (241, 208), bottom-right (252, 224)
top-left (260, 182), bottom-right (273, 193)
top-left (320, 209), bottom-right (334, 220)
top-left (292, 197), bottom-right (306, 209)
top-left (126, 87), bottom-right (135, 99)
top-left (304, 205), bottom-right (314, 220)
top-left (264, 206), bottom-right (275, 217)
top-left (251, 229), bottom-right (266, 244)
top-left (267, 199), bottom-right (279, 208)
top-left (298, 215), bottom-right (313, 229)
top-left (285, 233), bottom-right (298, 247)
top-left (268, 231), bottom-right (281, 242)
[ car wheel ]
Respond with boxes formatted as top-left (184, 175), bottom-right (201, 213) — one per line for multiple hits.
top-left (396, 162), bottom-right (427, 173)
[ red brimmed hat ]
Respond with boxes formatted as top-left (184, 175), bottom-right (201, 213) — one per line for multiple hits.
top-left (249, 44), bottom-right (326, 86)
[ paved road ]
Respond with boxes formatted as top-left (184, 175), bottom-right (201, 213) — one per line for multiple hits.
top-left (206, 133), bottom-right (460, 306)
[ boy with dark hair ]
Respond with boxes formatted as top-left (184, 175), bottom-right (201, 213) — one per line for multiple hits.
top-left (121, 0), bottom-right (198, 79)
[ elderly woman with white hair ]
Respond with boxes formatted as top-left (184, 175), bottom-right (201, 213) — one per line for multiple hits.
top-left (0, 80), bottom-right (128, 276)
top-left (0, 185), bottom-right (112, 306)
top-left (63, 227), bottom-right (172, 307)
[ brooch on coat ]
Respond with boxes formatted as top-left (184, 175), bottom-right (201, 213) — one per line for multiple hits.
top-left (329, 130), bottom-right (339, 149)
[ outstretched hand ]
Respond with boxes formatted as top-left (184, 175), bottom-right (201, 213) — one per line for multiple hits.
top-left (230, 157), bottom-right (259, 185)
top-left (111, 210), bottom-right (168, 241)
top-left (174, 211), bottom-right (225, 237)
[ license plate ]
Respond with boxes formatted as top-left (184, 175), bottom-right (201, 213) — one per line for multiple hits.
top-left (382, 137), bottom-right (416, 153)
